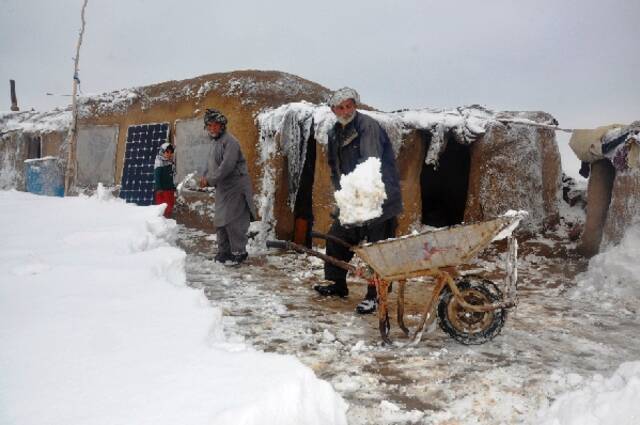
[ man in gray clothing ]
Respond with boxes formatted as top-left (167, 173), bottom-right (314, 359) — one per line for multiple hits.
top-left (200, 109), bottom-right (257, 265)
top-left (314, 88), bottom-right (403, 314)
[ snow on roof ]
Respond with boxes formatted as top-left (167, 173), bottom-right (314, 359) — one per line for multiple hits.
top-left (256, 102), bottom-right (560, 170)
top-left (256, 102), bottom-right (555, 152)
top-left (77, 71), bottom-right (330, 117)
top-left (0, 108), bottom-right (72, 135)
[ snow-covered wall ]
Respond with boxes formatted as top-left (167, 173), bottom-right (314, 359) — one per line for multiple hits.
top-left (465, 119), bottom-right (561, 231)
top-left (0, 131), bottom-right (28, 190)
top-left (602, 168), bottom-right (640, 248)
top-left (1, 71), bottom-right (564, 239)
top-left (0, 109), bottom-right (71, 191)
top-left (257, 102), bottom-right (562, 236)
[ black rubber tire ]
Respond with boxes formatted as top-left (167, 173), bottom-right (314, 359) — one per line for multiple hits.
top-left (437, 278), bottom-right (506, 345)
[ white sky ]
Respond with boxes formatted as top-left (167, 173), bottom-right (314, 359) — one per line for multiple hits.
top-left (1, 0), bottom-right (638, 176)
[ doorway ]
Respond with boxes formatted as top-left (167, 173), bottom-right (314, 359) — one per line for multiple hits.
top-left (292, 132), bottom-right (316, 247)
top-left (420, 130), bottom-right (471, 227)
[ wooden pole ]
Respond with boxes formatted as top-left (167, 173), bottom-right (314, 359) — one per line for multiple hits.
top-left (497, 118), bottom-right (574, 133)
top-left (10, 80), bottom-right (19, 111)
top-left (64, 0), bottom-right (89, 195)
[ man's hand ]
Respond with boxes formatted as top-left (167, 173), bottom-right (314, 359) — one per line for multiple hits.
top-left (199, 176), bottom-right (208, 188)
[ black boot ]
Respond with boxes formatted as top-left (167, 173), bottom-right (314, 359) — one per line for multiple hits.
top-left (356, 285), bottom-right (378, 314)
top-left (215, 252), bottom-right (231, 263)
top-left (225, 252), bottom-right (248, 266)
top-left (314, 279), bottom-right (349, 298)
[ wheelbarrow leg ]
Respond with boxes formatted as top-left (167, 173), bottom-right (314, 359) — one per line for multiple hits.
top-left (375, 276), bottom-right (392, 345)
top-left (396, 280), bottom-right (410, 336)
top-left (411, 274), bottom-right (447, 344)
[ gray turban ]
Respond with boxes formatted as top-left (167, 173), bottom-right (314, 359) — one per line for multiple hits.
top-left (327, 87), bottom-right (360, 107)
top-left (204, 108), bottom-right (228, 127)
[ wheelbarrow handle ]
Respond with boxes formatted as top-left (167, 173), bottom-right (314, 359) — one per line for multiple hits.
top-left (266, 239), bottom-right (357, 273)
top-left (310, 231), bottom-right (352, 250)
top-left (265, 240), bottom-right (288, 250)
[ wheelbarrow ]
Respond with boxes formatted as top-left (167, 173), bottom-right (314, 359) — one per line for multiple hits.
top-left (266, 212), bottom-right (526, 345)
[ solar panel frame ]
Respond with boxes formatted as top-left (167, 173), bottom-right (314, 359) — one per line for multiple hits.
top-left (119, 122), bottom-right (171, 206)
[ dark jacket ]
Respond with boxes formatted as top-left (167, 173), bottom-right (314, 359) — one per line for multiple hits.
top-left (327, 111), bottom-right (403, 224)
top-left (154, 165), bottom-right (176, 191)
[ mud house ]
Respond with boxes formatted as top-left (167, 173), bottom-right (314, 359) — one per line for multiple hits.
top-left (569, 123), bottom-right (640, 256)
top-left (0, 109), bottom-right (70, 191)
top-left (258, 103), bottom-right (562, 242)
top-left (2, 70), bottom-right (565, 242)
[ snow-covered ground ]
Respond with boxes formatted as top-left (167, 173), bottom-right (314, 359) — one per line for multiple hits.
top-left (0, 189), bottom-right (347, 425)
top-left (180, 206), bottom-right (640, 424)
top-left (2, 189), bottom-right (639, 424)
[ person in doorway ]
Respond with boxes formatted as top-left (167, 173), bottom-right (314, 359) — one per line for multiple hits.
top-left (154, 142), bottom-right (176, 218)
top-left (314, 87), bottom-right (403, 314)
top-left (199, 108), bottom-right (257, 266)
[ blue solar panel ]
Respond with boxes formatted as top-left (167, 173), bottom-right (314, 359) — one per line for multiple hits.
top-left (119, 123), bottom-right (170, 206)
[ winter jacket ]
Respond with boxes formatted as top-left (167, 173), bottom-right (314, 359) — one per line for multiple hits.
top-left (153, 146), bottom-right (176, 191)
top-left (204, 131), bottom-right (257, 227)
top-left (327, 111), bottom-right (403, 224)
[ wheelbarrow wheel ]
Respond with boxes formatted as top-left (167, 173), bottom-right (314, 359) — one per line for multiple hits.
top-left (437, 278), bottom-right (506, 345)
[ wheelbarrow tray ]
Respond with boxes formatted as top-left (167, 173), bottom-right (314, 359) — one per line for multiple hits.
top-left (354, 215), bottom-right (522, 281)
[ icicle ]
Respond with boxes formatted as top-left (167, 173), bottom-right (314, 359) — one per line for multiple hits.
top-left (424, 123), bottom-right (447, 168)
top-left (280, 108), bottom-right (313, 211)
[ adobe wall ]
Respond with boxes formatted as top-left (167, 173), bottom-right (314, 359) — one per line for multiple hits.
top-left (0, 131), bottom-right (29, 190)
top-left (0, 129), bottom-right (66, 191)
top-left (602, 168), bottom-right (640, 247)
top-left (465, 121), bottom-right (561, 231)
top-left (77, 70), bottom-right (331, 204)
top-left (78, 92), bottom-right (261, 194)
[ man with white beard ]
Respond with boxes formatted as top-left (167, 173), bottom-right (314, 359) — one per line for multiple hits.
top-left (314, 87), bottom-right (403, 314)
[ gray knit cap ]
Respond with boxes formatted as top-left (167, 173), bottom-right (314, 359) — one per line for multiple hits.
top-left (327, 87), bottom-right (360, 107)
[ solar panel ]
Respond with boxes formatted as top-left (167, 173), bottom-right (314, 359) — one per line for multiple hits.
top-left (119, 122), bottom-right (170, 206)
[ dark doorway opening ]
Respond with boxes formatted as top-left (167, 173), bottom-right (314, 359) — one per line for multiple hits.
top-left (420, 131), bottom-right (471, 227)
top-left (292, 132), bottom-right (316, 247)
top-left (27, 136), bottom-right (41, 159)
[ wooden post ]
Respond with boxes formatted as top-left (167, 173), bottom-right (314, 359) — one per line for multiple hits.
top-left (10, 80), bottom-right (19, 111)
top-left (63, 0), bottom-right (89, 195)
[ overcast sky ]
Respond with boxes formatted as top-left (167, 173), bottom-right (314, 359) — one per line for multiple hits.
top-left (1, 0), bottom-right (639, 174)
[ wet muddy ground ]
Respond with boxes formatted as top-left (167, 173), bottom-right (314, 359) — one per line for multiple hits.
top-left (176, 227), bottom-right (640, 425)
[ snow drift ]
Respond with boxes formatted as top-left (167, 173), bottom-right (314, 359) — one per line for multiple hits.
top-left (0, 189), bottom-right (347, 425)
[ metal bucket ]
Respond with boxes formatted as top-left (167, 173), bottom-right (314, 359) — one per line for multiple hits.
top-left (24, 156), bottom-right (64, 197)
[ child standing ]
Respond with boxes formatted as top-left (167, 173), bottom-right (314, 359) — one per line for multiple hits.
top-left (154, 142), bottom-right (176, 218)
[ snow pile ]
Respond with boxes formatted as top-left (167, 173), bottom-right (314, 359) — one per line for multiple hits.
top-left (334, 157), bottom-right (386, 225)
top-left (0, 190), bottom-right (347, 425)
top-left (0, 108), bottom-right (71, 134)
top-left (570, 222), bottom-right (640, 303)
top-left (535, 362), bottom-right (640, 425)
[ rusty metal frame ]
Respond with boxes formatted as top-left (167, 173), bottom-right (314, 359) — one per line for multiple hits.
top-left (266, 224), bottom-right (521, 345)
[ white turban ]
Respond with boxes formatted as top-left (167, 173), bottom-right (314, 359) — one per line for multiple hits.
top-left (327, 87), bottom-right (360, 107)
